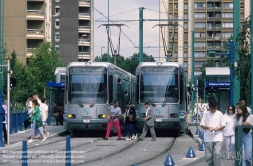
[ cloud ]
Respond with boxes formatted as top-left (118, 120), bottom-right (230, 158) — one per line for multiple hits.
top-left (94, 0), bottom-right (160, 59)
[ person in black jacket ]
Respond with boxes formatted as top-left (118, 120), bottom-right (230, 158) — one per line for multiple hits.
top-left (127, 102), bottom-right (139, 140)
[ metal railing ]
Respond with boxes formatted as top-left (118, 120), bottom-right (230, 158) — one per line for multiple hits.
top-left (194, 17), bottom-right (206, 20)
top-left (79, 0), bottom-right (90, 3)
top-left (79, 13), bottom-right (90, 17)
top-left (195, 7), bottom-right (206, 10)
top-left (195, 26), bottom-right (206, 30)
top-left (78, 38), bottom-right (90, 42)
top-left (26, 29), bottom-right (44, 34)
top-left (78, 52), bottom-right (90, 55)
top-left (26, 48), bottom-right (35, 52)
top-left (234, 125), bottom-right (253, 166)
top-left (223, 7), bottom-right (233, 10)
top-left (78, 25), bottom-right (90, 29)
top-left (27, 10), bottom-right (44, 15)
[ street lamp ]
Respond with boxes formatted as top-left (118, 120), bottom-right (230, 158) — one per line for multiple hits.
top-left (101, 46), bottom-right (105, 56)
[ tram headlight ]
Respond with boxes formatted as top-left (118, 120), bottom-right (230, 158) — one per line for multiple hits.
top-left (68, 114), bottom-right (76, 119)
top-left (98, 114), bottom-right (107, 119)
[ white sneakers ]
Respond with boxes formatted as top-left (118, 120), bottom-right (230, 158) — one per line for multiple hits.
top-left (132, 134), bottom-right (137, 140)
top-left (27, 139), bottom-right (33, 143)
top-left (125, 138), bottom-right (131, 141)
top-left (41, 137), bottom-right (47, 142)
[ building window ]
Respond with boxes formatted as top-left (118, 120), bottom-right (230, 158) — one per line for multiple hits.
top-left (174, 52), bottom-right (178, 58)
top-left (194, 62), bottom-right (204, 68)
top-left (222, 13), bottom-right (233, 19)
top-left (194, 13), bottom-right (206, 19)
top-left (222, 22), bottom-right (233, 29)
top-left (174, 4), bottom-right (178, 10)
top-left (55, 32), bottom-right (60, 42)
top-left (184, 52), bottom-right (188, 58)
top-left (55, 45), bottom-right (60, 52)
top-left (184, 13), bottom-right (188, 19)
top-left (55, 19), bottom-right (60, 29)
top-left (194, 22), bottom-right (206, 29)
top-left (183, 62), bottom-right (188, 68)
top-left (194, 52), bottom-right (206, 58)
top-left (55, 0), bottom-right (60, 2)
top-left (194, 71), bottom-right (202, 75)
top-left (223, 3), bottom-right (233, 9)
top-left (184, 4), bottom-right (188, 10)
top-left (55, 6), bottom-right (60, 15)
top-left (194, 42), bottom-right (205, 49)
top-left (184, 23), bottom-right (188, 29)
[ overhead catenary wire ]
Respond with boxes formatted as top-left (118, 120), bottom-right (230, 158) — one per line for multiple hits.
top-left (96, 8), bottom-right (138, 21)
top-left (93, 6), bottom-right (138, 48)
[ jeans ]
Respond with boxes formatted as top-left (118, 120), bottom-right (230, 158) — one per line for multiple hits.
top-left (105, 119), bottom-right (121, 139)
top-left (205, 141), bottom-right (222, 166)
top-left (225, 135), bottom-right (235, 157)
top-left (30, 120), bottom-right (44, 138)
top-left (241, 133), bottom-right (252, 166)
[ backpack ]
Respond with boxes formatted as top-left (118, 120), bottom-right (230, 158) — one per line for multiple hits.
top-left (2, 106), bottom-right (5, 122)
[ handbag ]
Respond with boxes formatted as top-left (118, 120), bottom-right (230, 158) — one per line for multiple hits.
top-left (23, 117), bottom-right (31, 129)
top-left (242, 114), bottom-right (251, 134)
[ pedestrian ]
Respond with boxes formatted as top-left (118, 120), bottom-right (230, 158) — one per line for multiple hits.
top-left (235, 101), bottom-right (252, 166)
top-left (27, 99), bottom-right (47, 142)
top-left (223, 105), bottom-right (236, 160)
top-left (104, 101), bottom-right (122, 140)
top-left (122, 102), bottom-right (132, 141)
top-left (128, 102), bottom-right (139, 140)
top-left (40, 98), bottom-right (49, 136)
top-left (2, 100), bottom-right (8, 144)
top-left (200, 99), bottom-right (225, 166)
top-left (239, 98), bottom-right (252, 114)
top-left (26, 95), bottom-right (33, 115)
top-left (57, 103), bottom-right (64, 126)
top-left (138, 102), bottom-right (156, 141)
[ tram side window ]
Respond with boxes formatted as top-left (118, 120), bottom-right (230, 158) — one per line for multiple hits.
top-left (180, 74), bottom-right (184, 104)
top-left (108, 75), bottom-right (113, 103)
top-left (136, 76), bottom-right (139, 102)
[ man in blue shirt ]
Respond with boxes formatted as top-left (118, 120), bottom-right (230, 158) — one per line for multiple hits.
top-left (104, 101), bottom-right (122, 140)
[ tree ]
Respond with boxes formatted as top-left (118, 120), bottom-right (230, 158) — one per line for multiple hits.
top-left (26, 42), bottom-right (63, 99)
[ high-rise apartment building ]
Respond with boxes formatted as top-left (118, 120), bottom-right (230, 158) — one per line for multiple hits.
top-left (51, 0), bottom-right (94, 65)
top-left (2, 0), bottom-right (51, 64)
top-left (159, 0), bottom-right (250, 81)
top-left (2, 0), bottom-right (93, 65)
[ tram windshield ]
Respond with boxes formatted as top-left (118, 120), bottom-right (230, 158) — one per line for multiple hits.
top-left (140, 67), bottom-right (179, 103)
top-left (68, 67), bottom-right (107, 104)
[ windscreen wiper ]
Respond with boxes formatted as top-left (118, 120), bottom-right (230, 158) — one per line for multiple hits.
top-left (73, 95), bottom-right (84, 107)
top-left (90, 91), bottom-right (104, 108)
top-left (162, 99), bottom-right (167, 107)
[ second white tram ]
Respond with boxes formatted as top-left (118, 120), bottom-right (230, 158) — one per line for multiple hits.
top-left (135, 62), bottom-right (187, 133)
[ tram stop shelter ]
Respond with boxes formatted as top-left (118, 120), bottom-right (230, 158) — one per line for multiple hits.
top-left (205, 67), bottom-right (230, 114)
top-left (46, 67), bottom-right (66, 125)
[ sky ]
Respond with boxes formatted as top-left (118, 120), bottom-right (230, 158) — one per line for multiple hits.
top-left (93, 0), bottom-right (163, 60)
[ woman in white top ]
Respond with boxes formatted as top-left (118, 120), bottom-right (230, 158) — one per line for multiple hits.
top-left (235, 102), bottom-right (252, 166)
top-left (223, 105), bottom-right (236, 160)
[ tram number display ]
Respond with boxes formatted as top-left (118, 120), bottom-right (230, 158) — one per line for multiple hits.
top-left (156, 119), bottom-right (162, 122)
top-left (83, 120), bottom-right (90, 123)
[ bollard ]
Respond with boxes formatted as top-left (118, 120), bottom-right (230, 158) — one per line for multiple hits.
top-left (65, 136), bottom-right (71, 166)
top-left (186, 147), bottom-right (196, 158)
top-left (195, 128), bottom-right (200, 135)
top-left (164, 154), bottom-right (175, 166)
top-left (22, 140), bottom-right (28, 166)
top-left (20, 109), bottom-right (23, 131)
top-left (133, 163), bottom-right (138, 166)
top-left (15, 108), bottom-right (17, 133)
top-left (199, 131), bottom-right (204, 139)
top-left (199, 140), bottom-right (205, 151)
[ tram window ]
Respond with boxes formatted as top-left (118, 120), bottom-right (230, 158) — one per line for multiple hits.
top-left (180, 74), bottom-right (184, 104)
top-left (109, 75), bottom-right (113, 103)
top-left (136, 76), bottom-right (139, 102)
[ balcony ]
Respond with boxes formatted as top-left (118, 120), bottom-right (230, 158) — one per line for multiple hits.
top-left (195, 7), bottom-right (206, 10)
top-left (195, 36), bottom-right (206, 40)
top-left (207, 7), bottom-right (213, 11)
top-left (195, 26), bottom-right (206, 30)
top-left (222, 7), bottom-right (233, 10)
top-left (195, 46), bottom-right (206, 50)
top-left (194, 17), bottom-right (206, 20)
top-left (27, 0), bottom-right (44, 1)
top-left (78, 52), bottom-right (90, 60)
top-left (26, 48), bottom-right (36, 57)
top-left (207, 17), bottom-right (214, 20)
top-left (215, 17), bottom-right (221, 21)
top-left (78, 26), bottom-right (90, 33)
top-left (78, 13), bottom-right (90, 20)
top-left (79, 0), bottom-right (90, 7)
top-left (215, 7), bottom-right (221, 11)
top-left (222, 17), bottom-right (233, 20)
top-left (26, 29), bottom-right (44, 39)
top-left (26, 10), bottom-right (45, 20)
top-left (78, 38), bottom-right (90, 46)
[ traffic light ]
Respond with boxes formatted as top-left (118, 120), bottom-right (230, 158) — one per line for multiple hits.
top-left (10, 77), bottom-right (17, 87)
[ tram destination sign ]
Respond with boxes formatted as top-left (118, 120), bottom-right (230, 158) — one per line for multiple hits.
top-left (205, 82), bottom-right (230, 88)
